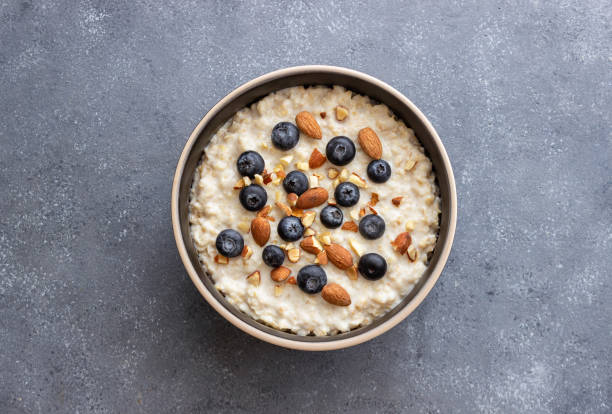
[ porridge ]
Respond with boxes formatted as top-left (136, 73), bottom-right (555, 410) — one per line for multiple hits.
top-left (189, 85), bottom-right (440, 336)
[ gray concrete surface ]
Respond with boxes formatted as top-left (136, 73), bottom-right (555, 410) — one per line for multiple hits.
top-left (1, 0), bottom-right (611, 412)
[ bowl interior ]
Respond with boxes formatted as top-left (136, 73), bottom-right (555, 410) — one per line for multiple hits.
top-left (176, 68), bottom-right (455, 344)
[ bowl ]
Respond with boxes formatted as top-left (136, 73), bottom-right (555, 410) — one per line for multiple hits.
top-left (172, 66), bottom-right (457, 351)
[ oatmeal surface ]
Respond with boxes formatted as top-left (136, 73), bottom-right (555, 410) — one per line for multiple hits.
top-left (189, 85), bottom-right (440, 336)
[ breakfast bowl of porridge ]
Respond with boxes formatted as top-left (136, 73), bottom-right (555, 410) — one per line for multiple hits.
top-left (172, 66), bottom-right (457, 350)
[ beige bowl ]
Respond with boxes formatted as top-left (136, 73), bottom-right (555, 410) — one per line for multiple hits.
top-left (172, 66), bottom-right (457, 350)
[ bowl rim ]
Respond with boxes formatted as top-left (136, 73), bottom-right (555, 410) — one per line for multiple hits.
top-left (172, 65), bottom-right (457, 351)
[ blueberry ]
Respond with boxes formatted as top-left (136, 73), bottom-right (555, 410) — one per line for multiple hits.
top-left (277, 216), bottom-right (304, 241)
top-left (297, 265), bottom-right (327, 294)
top-left (334, 182), bottom-right (360, 207)
top-left (367, 159), bottom-right (392, 183)
top-left (239, 184), bottom-right (267, 211)
top-left (283, 170), bottom-right (309, 196)
top-left (215, 229), bottom-right (244, 258)
top-left (326, 136), bottom-right (356, 166)
top-left (359, 214), bottom-right (386, 239)
top-left (236, 151), bottom-right (265, 178)
top-left (271, 122), bottom-right (300, 150)
top-left (320, 205), bottom-right (343, 229)
top-left (358, 253), bottom-right (387, 280)
top-left (262, 245), bottom-right (285, 268)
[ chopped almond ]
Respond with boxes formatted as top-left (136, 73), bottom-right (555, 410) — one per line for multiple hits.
top-left (341, 221), bottom-right (358, 232)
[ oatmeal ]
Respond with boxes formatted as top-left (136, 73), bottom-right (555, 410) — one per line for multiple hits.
top-left (189, 85), bottom-right (440, 336)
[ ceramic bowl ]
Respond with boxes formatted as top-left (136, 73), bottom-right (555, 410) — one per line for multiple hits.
top-left (172, 66), bottom-right (457, 350)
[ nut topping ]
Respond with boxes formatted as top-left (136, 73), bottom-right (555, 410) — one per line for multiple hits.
top-left (391, 232), bottom-right (412, 255)
top-left (295, 111), bottom-right (322, 139)
top-left (341, 221), bottom-right (358, 232)
top-left (308, 148), bottom-right (326, 169)
top-left (287, 248), bottom-right (301, 263)
top-left (296, 187), bottom-right (328, 209)
top-left (335, 105), bottom-right (349, 121)
top-left (275, 201), bottom-right (292, 216)
top-left (321, 283), bottom-right (351, 306)
top-left (324, 244), bottom-right (353, 270)
top-left (300, 236), bottom-right (323, 254)
top-left (246, 270), bottom-right (261, 286)
top-left (357, 127), bottom-right (383, 159)
top-left (392, 196), bottom-right (403, 207)
top-left (271, 266), bottom-right (291, 282)
top-left (251, 217), bottom-right (270, 246)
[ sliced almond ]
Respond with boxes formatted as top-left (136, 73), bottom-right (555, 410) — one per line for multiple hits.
top-left (315, 250), bottom-right (328, 265)
top-left (391, 232), bottom-right (412, 255)
top-left (296, 162), bottom-right (309, 171)
top-left (271, 266), bottom-right (291, 282)
top-left (308, 148), bottom-right (326, 169)
top-left (251, 217), bottom-right (270, 246)
top-left (287, 248), bottom-right (301, 263)
top-left (335, 105), bottom-right (349, 121)
top-left (287, 276), bottom-right (297, 285)
top-left (346, 264), bottom-right (358, 280)
top-left (407, 245), bottom-right (418, 262)
top-left (295, 111), bottom-right (322, 139)
top-left (214, 254), bottom-right (228, 264)
top-left (300, 236), bottom-right (323, 254)
top-left (296, 187), bottom-right (328, 209)
top-left (287, 193), bottom-right (298, 207)
top-left (324, 244), bottom-right (353, 270)
top-left (321, 283), bottom-right (351, 306)
top-left (275, 201), bottom-right (292, 216)
top-left (392, 196), bottom-right (403, 207)
top-left (328, 168), bottom-right (339, 179)
top-left (357, 127), bottom-right (383, 159)
top-left (341, 221), bottom-right (358, 232)
top-left (246, 270), bottom-right (261, 286)
top-left (348, 238), bottom-right (364, 257)
top-left (301, 211), bottom-right (316, 227)
top-left (348, 172), bottom-right (367, 188)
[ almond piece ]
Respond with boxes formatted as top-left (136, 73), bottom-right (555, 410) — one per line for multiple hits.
top-left (241, 245), bottom-right (253, 259)
top-left (346, 264), bottom-right (358, 280)
top-left (309, 174), bottom-right (319, 188)
top-left (246, 270), bottom-right (261, 286)
top-left (233, 178), bottom-right (245, 190)
top-left (296, 187), bottom-right (328, 209)
top-left (291, 208), bottom-right (304, 217)
top-left (301, 211), bottom-right (316, 227)
top-left (318, 232), bottom-right (332, 246)
top-left (295, 111), bottom-right (322, 139)
top-left (308, 148), bottom-right (326, 169)
top-left (358, 127), bottom-right (383, 159)
top-left (368, 205), bottom-right (378, 215)
top-left (243, 176), bottom-right (252, 186)
top-left (407, 245), bottom-right (418, 262)
top-left (392, 196), bottom-right (403, 207)
top-left (257, 205), bottom-right (271, 217)
top-left (287, 248), bottom-right (301, 263)
top-left (275, 201), bottom-right (292, 216)
top-left (321, 283), bottom-right (351, 306)
top-left (328, 168), bottom-right (339, 179)
top-left (391, 232), bottom-right (412, 255)
top-left (348, 172), bottom-right (367, 188)
top-left (358, 208), bottom-right (366, 218)
top-left (214, 254), bottom-right (228, 264)
top-left (287, 276), bottom-right (297, 285)
top-left (369, 193), bottom-right (379, 206)
top-left (341, 221), bottom-right (358, 232)
top-left (287, 193), bottom-right (298, 207)
top-left (254, 174), bottom-right (264, 185)
top-left (320, 112), bottom-right (326, 119)
top-left (315, 250), bottom-right (328, 265)
top-left (251, 217), bottom-right (270, 246)
top-left (279, 155), bottom-right (293, 167)
top-left (271, 266), bottom-right (291, 282)
top-left (304, 228), bottom-right (316, 237)
top-left (296, 162), bottom-right (309, 171)
top-left (324, 244), bottom-right (353, 270)
top-left (335, 105), bottom-right (349, 121)
top-left (348, 239), bottom-right (364, 257)
top-left (300, 236), bottom-right (323, 254)
top-left (274, 285), bottom-right (283, 296)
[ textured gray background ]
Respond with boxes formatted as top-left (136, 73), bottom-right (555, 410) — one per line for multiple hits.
top-left (1, 0), bottom-right (610, 413)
